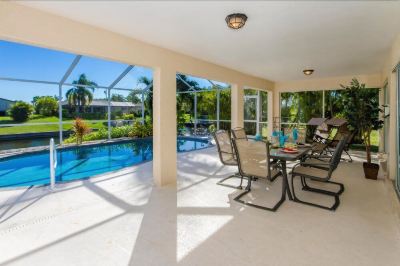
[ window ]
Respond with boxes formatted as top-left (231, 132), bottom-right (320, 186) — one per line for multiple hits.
top-left (281, 91), bottom-right (323, 124)
top-left (176, 73), bottom-right (231, 135)
top-left (280, 88), bottom-right (380, 145)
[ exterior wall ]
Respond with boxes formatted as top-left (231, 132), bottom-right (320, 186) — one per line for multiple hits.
top-left (381, 34), bottom-right (400, 181)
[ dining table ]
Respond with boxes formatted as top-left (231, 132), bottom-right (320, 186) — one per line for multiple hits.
top-left (269, 146), bottom-right (311, 200)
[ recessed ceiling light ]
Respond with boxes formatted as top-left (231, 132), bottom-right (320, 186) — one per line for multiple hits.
top-left (225, 13), bottom-right (248, 30)
top-left (303, 69), bottom-right (314, 76)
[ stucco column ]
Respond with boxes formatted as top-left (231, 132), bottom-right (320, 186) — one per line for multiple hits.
top-left (153, 67), bottom-right (177, 186)
top-left (231, 83), bottom-right (244, 128)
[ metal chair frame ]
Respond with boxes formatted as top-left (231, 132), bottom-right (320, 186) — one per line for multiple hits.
top-left (213, 130), bottom-right (243, 189)
top-left (291, 137), bottom-right (347, 211)
top-left (232, 139), bottom-right (284, 212)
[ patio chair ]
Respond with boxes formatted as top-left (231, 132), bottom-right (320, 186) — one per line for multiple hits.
top-left (231, 127), bottom-right (248, 140)
top-left (290, 137), bottom-right (347, 211)
top-left (213, 130), bottom-right (243, 189)
top-left (232, 139), bottom-right (284, 211)
top-left (327, 131), bottom-right (355, 162)
top-left (231, 127), bottom-right (279, 181)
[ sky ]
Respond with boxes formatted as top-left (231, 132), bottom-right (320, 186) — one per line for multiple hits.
top-left (0, 40), bottom-right (229, 102)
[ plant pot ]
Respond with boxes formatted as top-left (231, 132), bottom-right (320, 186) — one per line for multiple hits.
top-left (363, 162), bottom-right (379, 180)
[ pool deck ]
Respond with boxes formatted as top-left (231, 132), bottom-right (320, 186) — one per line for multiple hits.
top-left (0, 148), bottom-right (399, 265)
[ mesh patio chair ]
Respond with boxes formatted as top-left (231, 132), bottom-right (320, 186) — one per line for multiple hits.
top-left (213, 130), bottom-right (243, 189)
top-left (231, 127), bottom-right (248, 140)
top-left (290, 137), bottom-right (347, 211)
top-left (327, 131), bottom-right (355, 162)
top-left (231, 127), bottom-right (280, 181)
top-left (232, 139), bottom-right (284, 211)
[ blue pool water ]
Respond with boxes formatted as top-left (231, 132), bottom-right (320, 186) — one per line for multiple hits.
top-left (0, 137), bottom-right (210, 188)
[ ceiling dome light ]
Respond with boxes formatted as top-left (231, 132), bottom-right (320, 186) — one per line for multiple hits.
top-left (225, 13), bottom-right (248, 30)
top-left (303, 69), bottom-right (314, 76)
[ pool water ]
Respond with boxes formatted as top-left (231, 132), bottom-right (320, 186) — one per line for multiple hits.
top-left (0, 137), bottom-right (210, 188)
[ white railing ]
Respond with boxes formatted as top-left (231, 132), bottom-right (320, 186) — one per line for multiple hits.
top-left (49, 138), bottom-right (57, 190)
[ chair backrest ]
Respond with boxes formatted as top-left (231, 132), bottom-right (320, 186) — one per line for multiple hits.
top-left (232, 139), bottom-right (272, 179)
top-left (213, 130), bottom-right (236, 165)
top-left (231, 127), bottom-right (248, 140)
top-left (329, 136), bottom-right (348, 172)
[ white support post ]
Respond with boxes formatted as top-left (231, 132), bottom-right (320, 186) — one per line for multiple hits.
top-left (107, 88), bottom-right (111, 140)
top-left (153, 67), bottom-right (177, 186)
top-left (49, 138), bottom-right (56, 190)
top-left (231, 84), bottom-right (244, 129)
top-left (58, 85), bottom-right (63, 146)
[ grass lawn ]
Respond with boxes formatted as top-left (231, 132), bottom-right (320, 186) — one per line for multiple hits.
top-left (349, 130), bottom-right (380, 152)
top-left (0, 115), bottom-right (106, 135)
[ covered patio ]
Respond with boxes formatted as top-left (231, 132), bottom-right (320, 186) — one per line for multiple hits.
top-left (1, 1), bottom-right (400, 266)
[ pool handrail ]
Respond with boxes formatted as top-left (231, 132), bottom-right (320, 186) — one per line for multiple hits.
top-left (49, 138), bottom-right (57, 190)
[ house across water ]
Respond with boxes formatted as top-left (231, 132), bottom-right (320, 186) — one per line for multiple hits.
top-left (0, 97), bottom-right (15, 116)
top-left (61, 99), bottom-right (141, 114)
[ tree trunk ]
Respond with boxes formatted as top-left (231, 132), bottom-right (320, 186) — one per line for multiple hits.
top-left (365, 130), bottom-right (372, 164)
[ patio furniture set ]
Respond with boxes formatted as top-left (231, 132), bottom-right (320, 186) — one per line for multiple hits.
top-left (213, 126), bottom-right (350, 212)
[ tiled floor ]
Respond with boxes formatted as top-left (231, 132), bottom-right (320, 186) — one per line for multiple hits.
top-left (0, 147), bottom-right (399, 266)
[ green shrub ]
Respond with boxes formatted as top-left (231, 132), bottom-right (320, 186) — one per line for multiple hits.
top-left (8, 101), bottom-right (34, 122)
top-left (122, 113), bottom-right (135, 120)
top-left (208, 124), bottom-right (216, 133)
top-left (64, 118), bottom-right (153, 144)
top-left (111, 125), bottom-right (133, 138)
top-left (34, 96), bottom-right (58, 116)
top-left (128, 120), bottom-right (153, 138)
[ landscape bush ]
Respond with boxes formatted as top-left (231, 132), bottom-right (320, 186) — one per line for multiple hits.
top-left (64, 118), bottom-right (153, 144)
top-left (8, 101), bottom-right (34, 122)
top-left (34, 96), bottom-right (58, 116)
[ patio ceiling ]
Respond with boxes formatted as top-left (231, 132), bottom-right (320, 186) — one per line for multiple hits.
top-left (20, 1), bottom-right (400, 81)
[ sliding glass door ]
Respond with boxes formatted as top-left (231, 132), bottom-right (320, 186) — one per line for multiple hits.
top-left (244, 93), bottom-right (258, 135)
top-left (244, 89), bottom-right (269, 136)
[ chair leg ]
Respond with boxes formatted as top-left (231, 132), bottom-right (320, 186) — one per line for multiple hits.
top-left (302, 178), bottom-right (345, 196)
top-left (217, 173), bottom-right (243, 189)
top-left (344, 150), bottom-right (353, 162)
top-left (291, 174), bottom-right (340, 211)
top-left (268, 171), bottom-right (281, 182)
top-left (233, 175), bottom-right (286, 212)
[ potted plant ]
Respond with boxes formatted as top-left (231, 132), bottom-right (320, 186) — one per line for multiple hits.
top-left (341, 78), bottom-right (384, 179)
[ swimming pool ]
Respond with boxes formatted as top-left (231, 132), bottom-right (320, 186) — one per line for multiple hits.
top-left (0, 137), bottom-right (211, 188)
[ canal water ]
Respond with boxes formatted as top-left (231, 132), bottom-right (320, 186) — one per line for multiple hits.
top-left (0, 137), bottom-right (60, 150)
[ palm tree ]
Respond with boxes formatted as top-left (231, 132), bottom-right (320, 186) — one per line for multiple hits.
top-left (66, 74), bottom-right (97, 113)
top-left (138, 76), bottom-right (153, 117)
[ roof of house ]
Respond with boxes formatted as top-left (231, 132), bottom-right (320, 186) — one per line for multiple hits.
top-left (61, 99), bottom-right (140, 107)
top-left (0, 98), bottom-right (16, 103)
